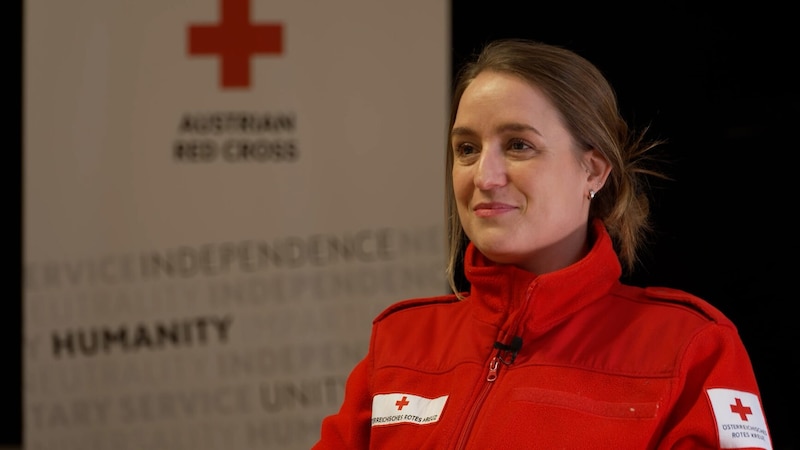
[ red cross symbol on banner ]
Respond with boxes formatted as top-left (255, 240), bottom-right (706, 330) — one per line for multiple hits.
top-left (188, 0), bottom-right (283, 88)
top-left (730, 397), bottom-right (753, 421)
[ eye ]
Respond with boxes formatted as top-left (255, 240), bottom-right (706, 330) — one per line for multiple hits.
top-left (505, 138), bottom-right (541, 160)
top-left (508, 138), bottom-right (533, 152)
top-left (453, 142), bottom-right (480, 161)
top-left (459, 143), bottom-right (477, 155)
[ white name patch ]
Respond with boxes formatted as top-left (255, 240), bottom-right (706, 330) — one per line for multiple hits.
top-left (371, 393), bottom-right (448, 427)
top-left (707, 388), bottom-right (772, 449)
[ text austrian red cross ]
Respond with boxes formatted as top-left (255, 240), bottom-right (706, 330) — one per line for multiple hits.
top-left (730, 397), bottom-right (753, 421)
top-left (188, 0), bottom-right (283, 88)
top-left (395, 396), bottom-right (410, 411)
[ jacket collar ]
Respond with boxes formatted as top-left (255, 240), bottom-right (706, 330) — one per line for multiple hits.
top-left (463, 219), bottom-right (622, 339)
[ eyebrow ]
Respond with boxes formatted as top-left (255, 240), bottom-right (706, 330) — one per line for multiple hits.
top-left (450, 122), bottom-right (543, 139)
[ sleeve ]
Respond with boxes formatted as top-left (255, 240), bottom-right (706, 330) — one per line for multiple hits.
top-left (657, 322), bottom-right (773, 450)
top-left (311, 352), bottom-right (374, 449)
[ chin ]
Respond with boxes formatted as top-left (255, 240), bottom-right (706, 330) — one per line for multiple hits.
top-left (475, 242), bottom-right (523, 264)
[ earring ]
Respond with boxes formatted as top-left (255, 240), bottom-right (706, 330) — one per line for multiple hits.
top-left (588, 190), bottom-right (596, 200)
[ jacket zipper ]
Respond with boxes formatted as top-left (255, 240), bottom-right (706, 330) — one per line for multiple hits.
top-left (453, 354), bottom-right (504, 449)
top-left (453, 286), bottom-right (532, 448)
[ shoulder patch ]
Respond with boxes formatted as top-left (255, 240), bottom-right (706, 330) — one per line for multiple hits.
top-left (643, 286), bottom-right (732, 326)
top-left (706, 388), bottom-right (772, 449)
top-left (374, 295), bottom-right (460, 323)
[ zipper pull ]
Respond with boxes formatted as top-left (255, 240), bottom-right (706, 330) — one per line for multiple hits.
top-left (486, 356), bottom-right (500, 381)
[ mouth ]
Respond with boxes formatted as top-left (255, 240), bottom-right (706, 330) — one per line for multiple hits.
top-left (472, 202), bottom-right (517, 217)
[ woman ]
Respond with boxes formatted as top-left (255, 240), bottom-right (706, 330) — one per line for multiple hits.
top-left (312, 38), bottom-right (771, 449)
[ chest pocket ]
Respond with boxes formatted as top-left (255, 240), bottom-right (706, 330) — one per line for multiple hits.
top-left (511, 387), bottom-right (659, 418)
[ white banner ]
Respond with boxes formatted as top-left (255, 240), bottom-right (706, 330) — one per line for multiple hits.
top-left (23, 0), bottom-right (449, 448)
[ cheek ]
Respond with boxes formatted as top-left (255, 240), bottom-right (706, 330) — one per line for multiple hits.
top-left (451, 168), bottom-right (472, 202)
top-left (451, 169), bottom-right (474, 224)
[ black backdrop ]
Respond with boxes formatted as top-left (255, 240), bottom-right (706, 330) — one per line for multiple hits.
top-left (8, 1), bottom-right (795, 448)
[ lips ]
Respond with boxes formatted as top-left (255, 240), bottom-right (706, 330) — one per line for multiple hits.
top-left (472, 202), bottom-right (517, 217)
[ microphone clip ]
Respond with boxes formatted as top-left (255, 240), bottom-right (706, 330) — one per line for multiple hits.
top-left (493, 335), bottom-right (523, 364)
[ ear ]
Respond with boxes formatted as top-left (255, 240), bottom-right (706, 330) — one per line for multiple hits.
top-left (583, 149), bottom-right (611, 193)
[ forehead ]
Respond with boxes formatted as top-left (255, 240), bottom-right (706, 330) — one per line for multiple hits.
top-left (455, 71), bottom-right (563, 129)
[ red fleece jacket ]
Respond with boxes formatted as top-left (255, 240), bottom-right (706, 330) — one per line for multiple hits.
top-left (313, 220), bottom-right (772, 449)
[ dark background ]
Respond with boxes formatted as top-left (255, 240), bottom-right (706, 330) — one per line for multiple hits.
top-left (8, 1), bottom-right (795, 448)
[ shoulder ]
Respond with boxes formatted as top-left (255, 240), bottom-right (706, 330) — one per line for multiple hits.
top-left (608, 283), bottom-right (738, 336)
top-left (373, 294), bottom-right (461, 324)
top-left (589, 285), bottom-right (745, 375)
top-left (638, 285), bottom-right (735, 328)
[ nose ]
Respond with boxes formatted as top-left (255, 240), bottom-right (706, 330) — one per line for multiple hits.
top-left (474, 147), bottom-right (507, 190)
